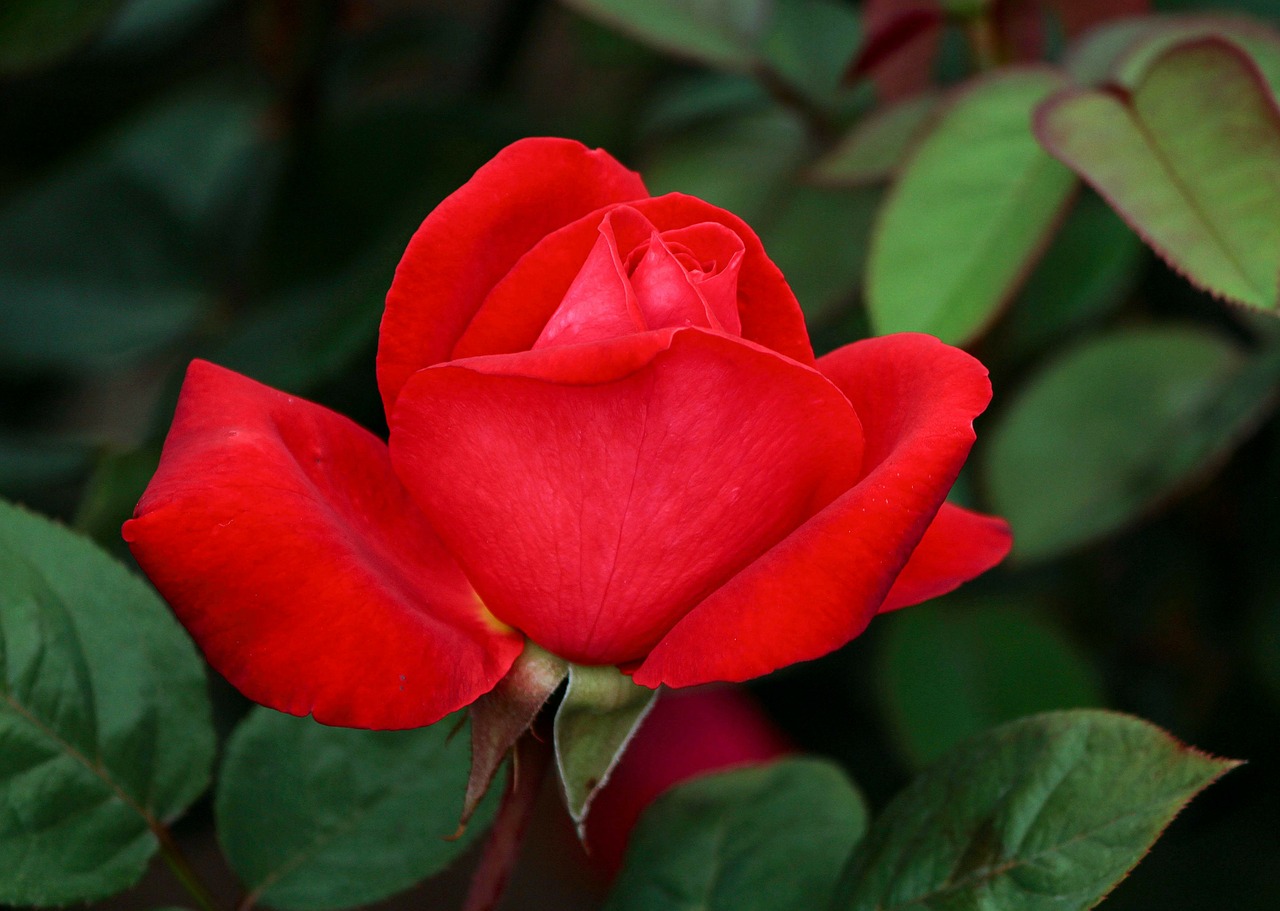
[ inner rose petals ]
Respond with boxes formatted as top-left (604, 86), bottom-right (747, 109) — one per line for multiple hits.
top-left (389, 328), bottom-right (863, 666)
top-left (657, 222), bottom-right (745, 335)
top-left (534, 211), bottom-right (645, 349)
top-left (450, 192), bottom-right (812, 364)
top-left (535, 207), bottom-right (747, 349)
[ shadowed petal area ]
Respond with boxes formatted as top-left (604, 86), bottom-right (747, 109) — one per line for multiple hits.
top-left (878, 502), bottom-right (1012, 613)
top-left (633, 333), bottom-right (996, 688)
top-left (123, 361), bottom-right (524, 729)
top-left (451, 193), bottom-right (813, 365)
top-left (377, 137), bottom-right (648, 415)
top-left (390, 329), bottom-right (862, 667)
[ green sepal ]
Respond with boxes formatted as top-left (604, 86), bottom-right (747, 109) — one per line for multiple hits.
top-left (461, 642), bottom-right (567, 835)
top-left (553, 664), bottom-right (659, 837)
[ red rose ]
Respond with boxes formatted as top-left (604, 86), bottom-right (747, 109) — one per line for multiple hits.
top-left (123, 137), bottom-right (1011, 730)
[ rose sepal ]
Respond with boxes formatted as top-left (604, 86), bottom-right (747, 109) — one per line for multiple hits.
top-left (554, 665), bottom-right (659, 838)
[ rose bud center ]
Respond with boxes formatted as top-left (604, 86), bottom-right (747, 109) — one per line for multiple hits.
top-left (535, 205), bottom-right (745, 349)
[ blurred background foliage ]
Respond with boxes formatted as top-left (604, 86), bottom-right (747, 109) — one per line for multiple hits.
top-left (1, 0), bottom-right (1278, 908)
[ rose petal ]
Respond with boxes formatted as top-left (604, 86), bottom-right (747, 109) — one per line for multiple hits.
top-left (451, 193), bottom-right (814, 365)
top-left (627, 230), bottom-right (717, 331)
top-left (389, 328), bottom-right (862, 666)
top-left (658, 221), bottom-right (745, 335)
top-left (377, 137), bottom-right (647, 415)
top-left (534, 209), bottom-right (646, 349)
top-left (878, 502), bottom-right (1012, 613)
top-left (123, 361), bottom-right (524, 729)
top-left (632, 333), bottom-right (995, 688)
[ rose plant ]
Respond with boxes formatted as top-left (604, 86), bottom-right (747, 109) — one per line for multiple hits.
top-left (123, 136), bottom-right (1011, 736)
top-left (1, 0), bottom-right (1270, 905)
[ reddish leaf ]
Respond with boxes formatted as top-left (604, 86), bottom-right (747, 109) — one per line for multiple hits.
top-left (1046, 0), bottom-right (1150, 38)
top-left (848, 0), bottom-right (945, 100)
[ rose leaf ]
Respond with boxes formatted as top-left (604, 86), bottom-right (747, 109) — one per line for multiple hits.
top-left (831, 710), bottom-right (1240, 911)
top-left (216, 707), bottom-right (496, 911)
top-left (606, 759), bottom-right (867, 911)
top-left (984, 327), bottom-right (1280, 563)
top-left (0, 499), bottom-right (214, 905)
top-left (867, 68), bottom-right (1077, 346)
top-left (878, 597), bottom-right (1105, 768)
top-left (811, 92), bottom-right (943, 187)
top-left (1037, 37), bottom-right (1280, 312)
top-left (560, 0), bottom-right (774, 72)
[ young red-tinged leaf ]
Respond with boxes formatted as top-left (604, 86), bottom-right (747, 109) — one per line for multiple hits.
top-left (461, 644), bottom-right (567, 833)
top-left (554, 665), bottom-right (657, 837)
top-left (1037, 38), bottom-right (1280, 312)
top-left (984, 328), bottom-right (1280, 563)
top-left (848, 0), bottom-right (944, 100)
top-left (831, 710), bottom-right (1240, 911)
top-left (1068, 14), bottom-right (1280, 92)
top-left (1045, 0), bottom-right (1149, 38)
top-left (607, 760), bottom-right (866, 911)
top-left (0, 500), bottom-right (214, 905)
top-left (867, 68), bottom-right (1076, 345)
top-left (217, 708), bottom-right (497, 911)
top-left (811, 92), bottom-right (942, 186)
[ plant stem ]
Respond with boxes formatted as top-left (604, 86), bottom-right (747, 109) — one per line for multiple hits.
top-left (461, 727), bottom-right (554, 911)
top-left (156, 825), bottom-right (223, 911)
top-left (964, 13), bottom-right (1000, 73)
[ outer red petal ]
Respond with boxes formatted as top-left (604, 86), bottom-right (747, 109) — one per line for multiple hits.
top-left (451, 193), bottom-right (814, 365)
top-left (389, 329), bottom-right (861, 667)
top-left (123, 361), bottom-right (524, 729)
top-left (376, 137), bottom-right (648, 415)
top-left (878, 502), bottom-right (1012, 613)
top-left (633, 333), bottom-right (995, 688)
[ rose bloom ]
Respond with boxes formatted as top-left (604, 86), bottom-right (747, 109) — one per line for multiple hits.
top-left (124, 138), bottom-right (1011, 730)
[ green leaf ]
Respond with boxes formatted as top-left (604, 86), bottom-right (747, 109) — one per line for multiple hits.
top-left (867, 69), bottom-right (1076, 345)
top-left (811, 93), bottom-right (943, 187)
top-left (995, 192), bottom-right (1144, 358)
top-left (561, 0), bottom-right (774, 71)
top-left (0, 434), bottom-right (95, 498)
top-left (879, 598), bottom-right (1105, 767)
top-left (96, 0), bottom-right (225, 52)
top-left (1038, 38), bottom-right (1280, 312)
top-left (984, 328), bottom-right (1280, 563)
top-left (760, 0), bottom-right (862, 104)
top-left (554, 665), bottom-right (658, 834)
top-left (73, 446), bottom-right (162, 550)
top-left (209, 238), bottom-right (399, 394)
top-left (641, 105), bottom-right (810, 227)
top-left (761, 184), bottom-right (881, 327)
top-left (0, 499), bottom-right (214, 905)
top-left (832, 711), bottom-right (1239, 911)
top-left (216, 708), bottom-right (497, 911)
top-left (0, 84), bottom-right (268, 373)
top-left (607, 759), bottom-right (867, 911)
top-left (0, 0), bottom-right (121, 73)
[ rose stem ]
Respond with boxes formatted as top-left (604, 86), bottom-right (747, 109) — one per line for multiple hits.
top-left (156, 824), bottom-right (223, 911)
top-left (460, 726), bottom-right (554, 911)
